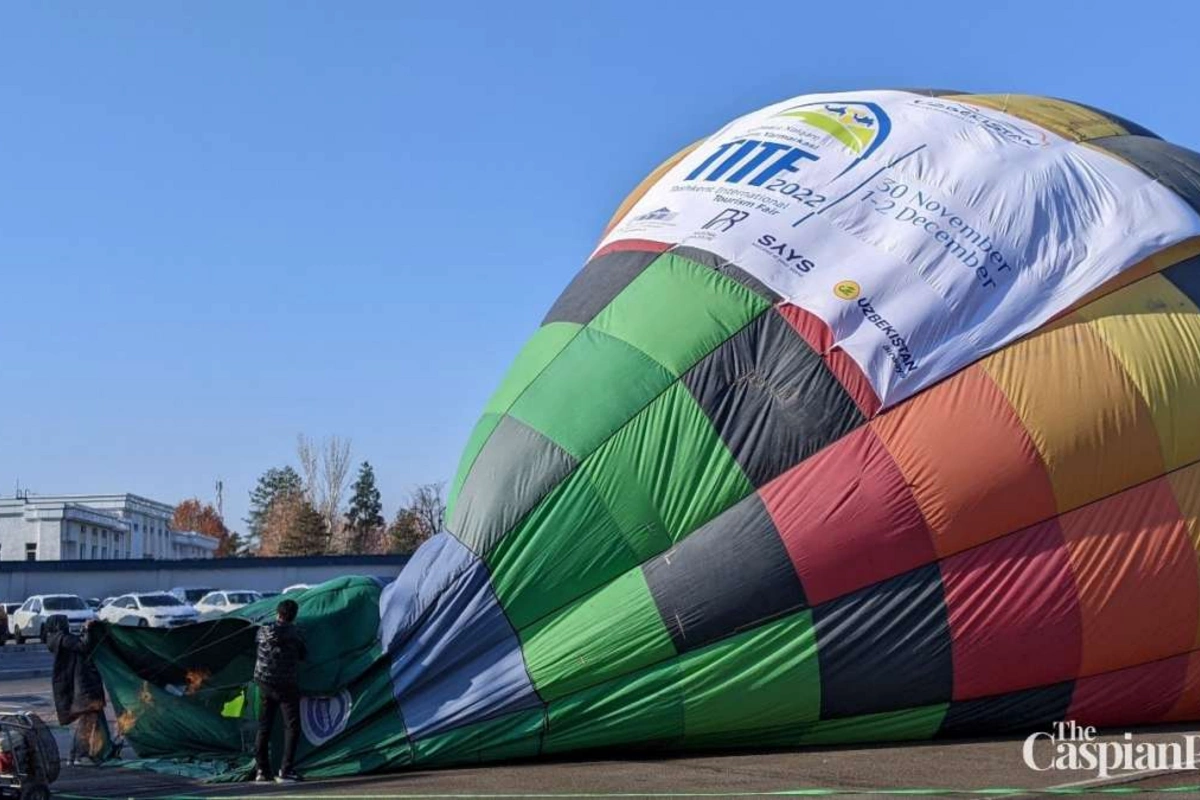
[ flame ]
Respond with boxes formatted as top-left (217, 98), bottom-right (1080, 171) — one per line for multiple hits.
top-left (116, 709), bottom-right (138, 735)
top-left (185, 668), bottom-right (211, 696)
top-left (138, 682), bottom-right (154, 706)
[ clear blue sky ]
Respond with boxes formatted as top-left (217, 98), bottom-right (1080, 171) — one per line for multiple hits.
top-left (1, 1), bottom-right (1196, 530)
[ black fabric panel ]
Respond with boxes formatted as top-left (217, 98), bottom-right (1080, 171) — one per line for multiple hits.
top-left (542, 249), bottom-right (662, 326)
top-left (669, 246), bottom-right (783, 304)
top-left (448, 415), bottom-right (576, 557)
top-left (1068, 100), bottom-right (1159, 139)
top-left (939, 682), bottom-right (1074, 739)
top-left (812, 563), bottom-right (953, 719)
top-left (1090, 135), bottom-right (1200, 215)
top-left (1160, 253), bottom-right (1200, 307)
top-left (682, 308), bottom-right (864, 488)
top-left (643, 494), bottom-right (806, 654)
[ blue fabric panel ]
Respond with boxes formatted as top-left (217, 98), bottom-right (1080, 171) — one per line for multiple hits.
top-left (379, 532), bottom-right (543, 740)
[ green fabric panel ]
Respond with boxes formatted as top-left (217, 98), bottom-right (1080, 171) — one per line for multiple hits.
top-left (590, 252), bottom-right (770, 376)
top-left (509, 327), bottom-right (675, 459)
top-left (411, 707), bottom-right (545, 767)
top-left (488, 470), bottom-right (639, 631)
top-left (544, 659), bottom-right (684, 754)
top-left (681, 611), bottom-right (820, 743)
top-left (446, 412), bottom-right (502, 520)
top-left (484, 322), bottom-right (582, 416)
top-left (522, 568), bottom-right (676, 701)
top-left (799, 703), bottom-right (949, 746)
top-left (584, 382), bottom-right (753, 557)
top-left (289, 666), bottom-right (412, 778)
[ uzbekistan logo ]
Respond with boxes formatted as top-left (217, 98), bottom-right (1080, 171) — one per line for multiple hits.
top-left (632, 206), bottom-right (677, 222)
top-left (776, 101), bottom-right (891, 176)
top-left (300, 689), bottom-right (352, 746)
top-left (834, 280), bottom-right (861, 300)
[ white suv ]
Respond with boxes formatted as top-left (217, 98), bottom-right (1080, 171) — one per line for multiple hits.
top-left (98, 593), bottom-right (200, 628)
top-left (194, 590), bottom-right (262, 620)
top-left (10, 595), bottom-right (97, 643)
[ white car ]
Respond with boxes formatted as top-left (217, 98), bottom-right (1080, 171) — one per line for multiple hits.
top-left (98, 593), bottom-right (200, 628)
top-left (194, 590), bottom-right (262, 619)
top-left (10, 594), bottom-right (97, 643)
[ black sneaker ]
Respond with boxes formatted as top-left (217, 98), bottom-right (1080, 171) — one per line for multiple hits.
top-left (275, 772), bottom-right (302, 784)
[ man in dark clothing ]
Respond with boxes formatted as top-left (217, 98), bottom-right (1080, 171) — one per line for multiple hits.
top-left (46, 615), bottom-right (118, 764)
top-left (253, 599), bottom-right (307, 783)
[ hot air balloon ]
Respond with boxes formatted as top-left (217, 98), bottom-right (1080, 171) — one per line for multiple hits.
top-left (97, 90), bottom-right (1200, 777)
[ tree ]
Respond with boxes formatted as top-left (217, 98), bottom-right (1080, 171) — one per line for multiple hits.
top-left (246, 466), bottom-right (304, 548)
top-left (172, 498), bottom-right (240, 557)
top-left (258, 492), bottom-right (328, 556)
top-left (297, 434), bottom-right (353, 547)
top-left (345, 462), bottom-right (384, 554)
top-left (387, 482), bottom-right (446, 553)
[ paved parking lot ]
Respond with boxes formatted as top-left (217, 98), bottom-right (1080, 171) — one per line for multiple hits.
top-left (4, 672), bottom-right (1200, 798)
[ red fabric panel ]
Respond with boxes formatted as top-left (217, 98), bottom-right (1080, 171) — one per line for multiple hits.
top-left (1068, 653), bottom-right (1189, 728)
top-left (761, 426), bottom-right (936, 605)
top-left (777, 303), bottom-right (881, 418)
top-left (1164, 649), bottom-right (1200, 722)
top-left (941, 519), bottom-right (1082, 700)
top-left (591, 239), bottom-right (672, 259)
top-left (1060, 477), bottom-right (1199, 676)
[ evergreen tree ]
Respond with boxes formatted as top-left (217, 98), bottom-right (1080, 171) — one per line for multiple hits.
top-left (280, 498), bottom-right (329, 556)
top-left (345, 462), bottom-right (384, 552)
top-left (246, 466), bottom-right (304, 545)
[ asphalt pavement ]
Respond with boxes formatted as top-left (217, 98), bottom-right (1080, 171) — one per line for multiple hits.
top-left (0, 642), bottom-right (51, 679)
top-left (3, 671), bottom-right (1200, 798)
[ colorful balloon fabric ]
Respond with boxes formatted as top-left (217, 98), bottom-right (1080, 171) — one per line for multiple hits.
top-left (98, 90), bottom-right (1200, 775)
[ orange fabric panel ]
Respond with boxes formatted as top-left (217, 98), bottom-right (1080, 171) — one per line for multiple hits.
top-left (1167, 464), bottom-right (1200, 648)
top-left (1076, 274), bottom-right (1200, 472)
top-left (1059, 477), bottom-right (1198, 677)
top-left (873, 365), bottom-right (1057, 557)
top-left (981, 315), bottom-right (1165, 514)
top-left (1062, 237), bottom-right (1200, 316)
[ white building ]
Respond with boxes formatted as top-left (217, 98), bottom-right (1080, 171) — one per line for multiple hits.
top-left (0, 493), bottom-right (219, 561)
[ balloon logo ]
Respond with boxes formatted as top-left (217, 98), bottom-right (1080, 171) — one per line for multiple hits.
top-left (834, 280), bottom-right (861, 300)
top-left (300, 690), bottom-right (352, 746)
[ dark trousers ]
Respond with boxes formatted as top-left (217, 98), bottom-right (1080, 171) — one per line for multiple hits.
top-left (254, 683), bottom-right (300, 776)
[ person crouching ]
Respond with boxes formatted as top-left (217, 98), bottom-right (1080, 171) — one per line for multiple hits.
top-left (253, 599), bottom-right (307, 783)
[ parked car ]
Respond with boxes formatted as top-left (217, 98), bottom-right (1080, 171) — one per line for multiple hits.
top-left (85, 597), bottom-right (102, 610)
top-left (98, 593), bottom-right (200, 628)
top-left (168, 586), bottom-right (214, 605)
top-left (9, 595), bottom-right (96, 643)
top-left (194, 590), bottom-right (262, 619)
top-left (0, 603), bottom-right (14, 644)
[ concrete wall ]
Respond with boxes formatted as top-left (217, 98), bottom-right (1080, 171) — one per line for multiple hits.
top-left (0, 554), bottom-right (411, 602)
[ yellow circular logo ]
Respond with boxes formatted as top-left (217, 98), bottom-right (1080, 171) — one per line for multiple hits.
top-left (834, 280), bottom-right (861, 300)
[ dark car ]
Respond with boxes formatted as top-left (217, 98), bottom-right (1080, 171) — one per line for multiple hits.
top-left (0, 603), bottom-right (20, 644)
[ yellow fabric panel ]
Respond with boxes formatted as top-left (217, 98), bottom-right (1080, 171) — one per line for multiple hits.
top-left (980, 314), bottom-right (1165, 514)
top-left (1166, 464), bottom-right (1200, 647)
top-left (948, 94), bottom-right (1127, 141)
top-left (1076, 274), bottom-right (1200, 472)
top-left (602, 140), bottom-right (703, 237)
top-left (1065, 237), bottom-right (1200, 316)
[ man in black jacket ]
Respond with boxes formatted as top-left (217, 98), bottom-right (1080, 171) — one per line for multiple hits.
top-left (253, 599), bottom-right (307, 783)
